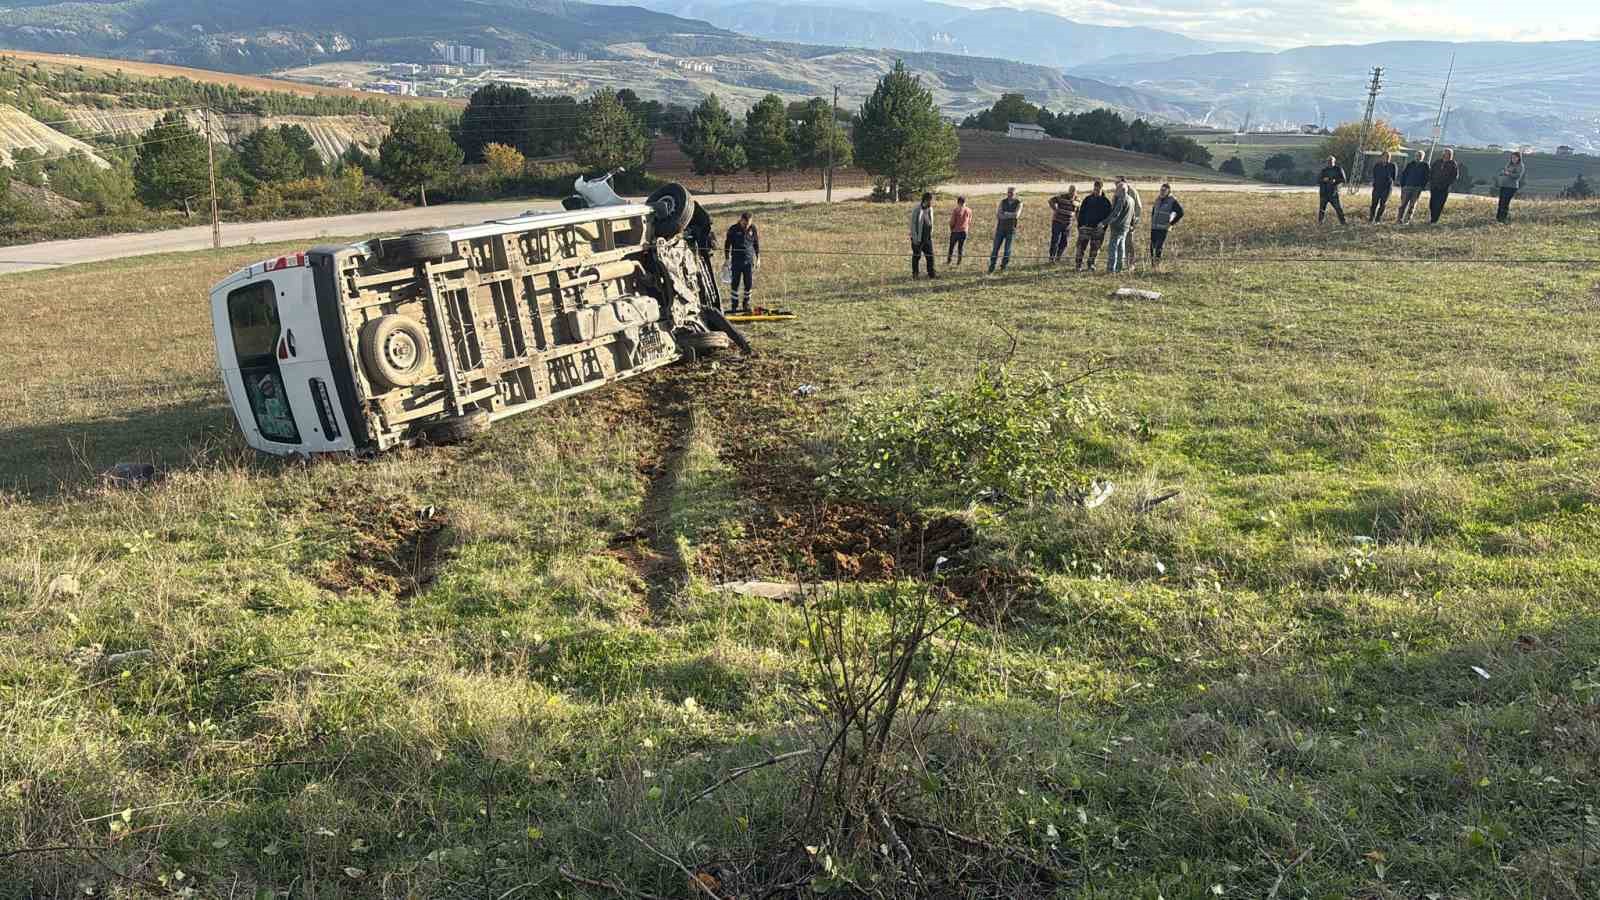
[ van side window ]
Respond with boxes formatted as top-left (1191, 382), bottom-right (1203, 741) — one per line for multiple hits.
top-left (227, 281), bottom-right (300, 444)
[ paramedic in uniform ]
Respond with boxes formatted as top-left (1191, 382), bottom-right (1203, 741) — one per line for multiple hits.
top-left (724, 212), bottom-right (760, 314)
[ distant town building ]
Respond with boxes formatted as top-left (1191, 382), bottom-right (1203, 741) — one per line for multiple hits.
top-left (674, 59), bottom-right (714, 73)
top-left (1556, 145), bottom-right (1575, 156)
top-left (365, 81), bottom-right (416, 96)
top-left (428, 64), bottom-right (462, 76)
top-left (390, 63), bottom-right (421, 77)
top-left (1300, 124), bottom-right (1321, 134)
top-left (1007, 122), bottom-right (1046, 140)
top-left (438, 44), bottom-right (488, 66)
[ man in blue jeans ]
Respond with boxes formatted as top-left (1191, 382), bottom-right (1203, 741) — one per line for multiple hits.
top-left (988, 187), bottom-right (1021, 273)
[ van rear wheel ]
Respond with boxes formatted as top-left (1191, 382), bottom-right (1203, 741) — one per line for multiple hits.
top-left (424, 410), bottom-right (491, 444)
top-left (360, 315), bottom-right (432, 390)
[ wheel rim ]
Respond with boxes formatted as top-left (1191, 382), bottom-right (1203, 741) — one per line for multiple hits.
top-left (384, 330), bottom-right (419, 372)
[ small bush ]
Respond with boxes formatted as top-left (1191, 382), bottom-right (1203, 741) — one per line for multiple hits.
top-left (823, 366), bottom-right (1137, 507)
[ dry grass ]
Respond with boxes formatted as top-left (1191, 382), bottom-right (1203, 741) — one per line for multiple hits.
top-left (2, 192), bottom-right (1600, 898)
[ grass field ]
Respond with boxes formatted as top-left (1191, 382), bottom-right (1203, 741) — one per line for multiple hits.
top-left (1199, 135), bottom-right (1600, 196)
top-left (3, 192), bottom-right (1600, 898)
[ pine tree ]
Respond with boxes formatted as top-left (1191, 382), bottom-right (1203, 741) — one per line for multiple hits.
top-left (380, 108), bottom-right (463, 206)
top-left (679, 94), bottom-right (745, 193)
top-left (132, 111), bottom-right (210, 216)
top-left (575, 90), bottom-right (649, 174)
top-left (277, 125), bottom-right (326, 177)
top-left (239, 127), bottom-right (306, 191)
top-left (792, 97), bottom-right (852, 189)
top-left (853, 61), bottom-right (957, 200)
top-left (743, 93), bottom-right (793, 192)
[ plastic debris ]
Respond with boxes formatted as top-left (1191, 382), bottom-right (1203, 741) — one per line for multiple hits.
top-left (1112, 288), bottom-right (1162, 300)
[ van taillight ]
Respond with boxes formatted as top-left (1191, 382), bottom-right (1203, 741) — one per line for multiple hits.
top-left (310, 378), bottom-right (341, 439)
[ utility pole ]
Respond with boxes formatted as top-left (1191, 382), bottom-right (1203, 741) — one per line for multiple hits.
top-left (1352, 65), bottom-right (1383, 187)
top-left (1426, 53), bottom-right (1456, 163)
top-left (825, 85), bottom-right (839, 203)
top-left (203, 107), bottom-right (221, 250)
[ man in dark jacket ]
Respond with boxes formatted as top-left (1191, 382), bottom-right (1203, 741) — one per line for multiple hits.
top-left (1396, 150), bottom-right (1429, 224)
top-left (1427, 149), bottom-right (1459, 224)
top-left (1074, 180), bottom-right (1112, 272)
top-left (1368, 151), bottom-right (1398, 223)
top-left (723, 212), bottom-right (759, 313)
top-left (1318, 156), bottom-right (1347, 224)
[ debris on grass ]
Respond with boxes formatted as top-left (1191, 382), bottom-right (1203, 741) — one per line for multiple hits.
top-left (1113, 287), bottom-right (1163, 300)
top-left (47, 573), bottom-right (80, 598)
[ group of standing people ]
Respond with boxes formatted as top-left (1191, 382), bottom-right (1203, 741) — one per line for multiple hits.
top-left (910, 177), bottom-right (1185, 278)
top-left (1317, 149), bottom-right (1526, 226)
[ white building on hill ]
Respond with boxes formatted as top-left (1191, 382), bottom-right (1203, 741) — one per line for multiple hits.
top-left (1007, 122), bottom-right (1046, 140)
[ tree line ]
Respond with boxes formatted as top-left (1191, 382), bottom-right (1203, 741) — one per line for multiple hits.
top-left (960, 93), bottom-right (1214, 168)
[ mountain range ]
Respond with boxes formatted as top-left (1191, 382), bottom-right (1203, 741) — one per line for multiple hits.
top-left (0, 0), bottom-right (730, 71)
top-left (608, 0), bottom-right (1266, 68)
top-left (1073, 40), bottom-right (1600, 151)
top-left (0, 0), bottom-right (1596, 150)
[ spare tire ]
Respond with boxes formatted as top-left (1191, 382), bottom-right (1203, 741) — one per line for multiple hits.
top-left (647, 183), bottom-right (694, 238)
top-left (360, 315), bottom-right (432, 390)
top-left (380, 232), bottom-right (455, 266)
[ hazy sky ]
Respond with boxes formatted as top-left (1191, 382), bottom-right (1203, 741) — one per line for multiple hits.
top-left (987, 0), bottom-right (1600, 47)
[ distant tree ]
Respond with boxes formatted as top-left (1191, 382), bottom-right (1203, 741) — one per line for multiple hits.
top-left (1319, 119), bottom-right (1402, 177)
top-left (680, 94), bottom-right (745, 192)
top-left (1263, 152), bottom-right (1297, 172)
top-left (743, 93), bottom-right (794, 192)
top-left (853, 60), bottom-right (957, 200)
top-left (456, 84), bottom-right (536, 163)
top-left (239, 127), bottom-right (305, 191)
top-left (338, 143), bottom-right (377, 177)
top-left (1064, 108), bottom-right (1129, 148)
top-left (575, 90), bottom-right (649, 173)
top-left (960, 92), bottom-right (1040, 132)
top-left (133, 111), bottom-right (210, 215)
top-left (1160, 135), bottom-right (1212, 167)
top-left (10, 147), bottom-right (47, 187)
top-left (380, 108), bottom-right (463, 206)
top-left (526, 95), bottom-right (581, 156)
top-left (483, 142), bottom-right (526, 179)
top-left (1127, 118), bottom-right (1167, 155)
top-left (46, 151), bottom-right (136, 214)
top-left (277, 124), bottom-right (325, 177)
top-left (792, 96), bottom-right (852, 189)
top-left (1219, 156), bottom-right (1247, 177)
top-left (0, 164), bottom-right (10, 204)
top-left (1562, 173), bottom-right (1594, 199)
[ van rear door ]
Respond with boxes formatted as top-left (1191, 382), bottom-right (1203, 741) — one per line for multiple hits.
top-left (213, 264), bottom-right (356, 455)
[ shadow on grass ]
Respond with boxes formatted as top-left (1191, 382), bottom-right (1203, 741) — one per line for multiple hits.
top-left (0, 397), bottom-right (236, 498)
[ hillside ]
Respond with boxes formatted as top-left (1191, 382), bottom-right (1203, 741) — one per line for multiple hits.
top-left (0, 0), bottom-right (731, 72)
top-left (1072, 40), bottom-right (1600, 152)
top-left (612, 0), bottom-right (1259, 68)
top-left (0, 103), bottom-right (107, 167)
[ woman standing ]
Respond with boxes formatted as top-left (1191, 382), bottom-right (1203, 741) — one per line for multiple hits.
top-left (1496, 151), bottom-right (1526, 224)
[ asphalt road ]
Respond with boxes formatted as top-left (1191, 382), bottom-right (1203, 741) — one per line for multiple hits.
top-left (0, 180), bottom-right (1316, 277)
